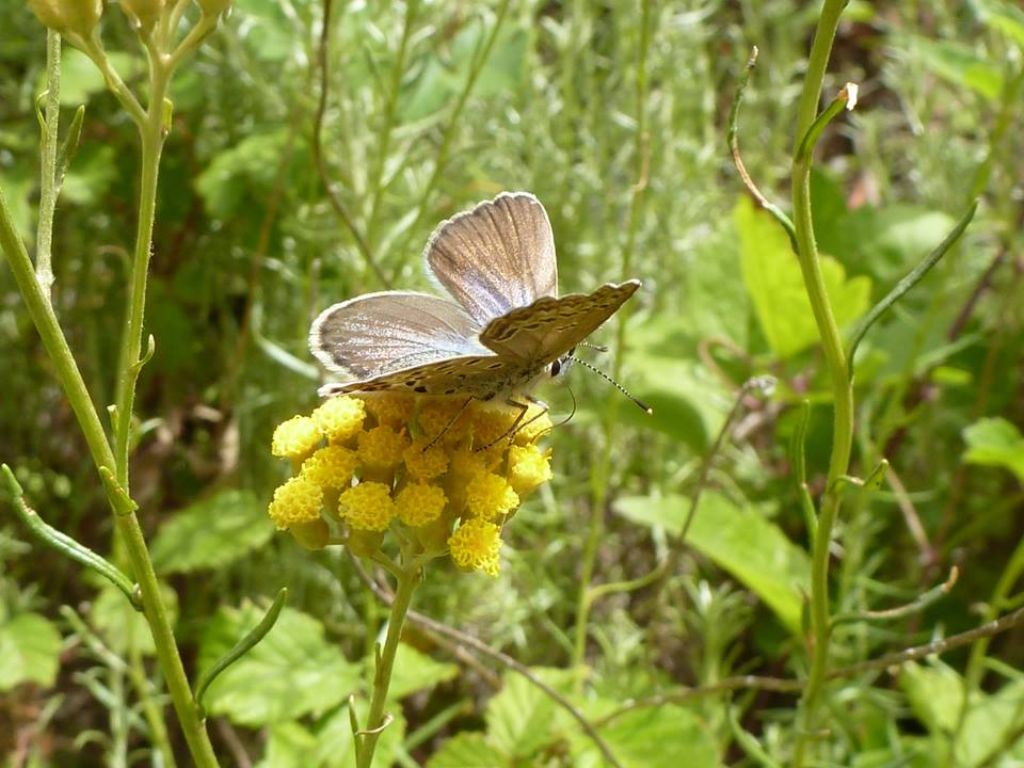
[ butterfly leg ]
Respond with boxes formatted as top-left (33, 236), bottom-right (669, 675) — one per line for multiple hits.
top-left (477, 395), bottom-right (549, 451)
top-left (424, 396), bottom-right (475, 450)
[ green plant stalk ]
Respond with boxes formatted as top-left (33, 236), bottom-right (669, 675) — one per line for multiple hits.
top-left (571, 0), bottom-right (652, 684)
top-left (788, 1), bottom-right (852, 765)
top-left (36, 29), bottom-right (61, 299)
top-left (357, 562), bottom-right (421, 768)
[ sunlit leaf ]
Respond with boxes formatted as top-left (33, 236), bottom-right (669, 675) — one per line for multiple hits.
top-left (616, 492), bottom-right (809, 634)
top-left (198, 604), bottom-right (361, 726)
top-left (91, 582), bottom-right (178, 656)
top-left (734, 197), bottom-right (871, 359)
top-left (975, 0), bottom-right (1024, 49)
top-left (0, 613), bottom-right (62, 690)
top-left (427, 733), bottom-right (506, 768)
top-left (385, 643), bottom-right (458, 701)
top-left (963, 417), bottom-right (1024, 482)
top-left (151, 490), bottom-right (273, 573)
top-left (901, 36), bottom-right (1003, 100)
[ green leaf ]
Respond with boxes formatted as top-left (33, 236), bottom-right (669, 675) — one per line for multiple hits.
top-left (485, 668), bottom-right (571, 759)
top-left (900, 662), bottom-right (1024, 766)
top-left (260, 705), bottom-right (406, 768)
top-left (198, 604), bottom-right (361, 726)
top-left (151, 490), bottom-right (273, 573)
top-left (427, 733), bottom-right (507, 768)
top-left (734, 196), bottom-right (871, 359)
top-left (385, 643), bottom-right (458, 701)
top-left (0, 613), bottom-right (62, 690)
top-left (901, 36), bottom-right (1003, 100)
top-left (589, 705), bottom-right (718, 768)
top-left (616, 492), bottom-right (810, 634)
top-left (963, 418), bottom-right (1024, 482)
top-left (847, 205), bottom-right (957, 284)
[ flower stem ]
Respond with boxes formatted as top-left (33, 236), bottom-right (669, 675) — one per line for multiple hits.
top-left (35, 29), bottom-right (62, 300)
top-left (357, 562), bottom-right (421, 768)
top-left (788, 1), bottom-right (852, 765)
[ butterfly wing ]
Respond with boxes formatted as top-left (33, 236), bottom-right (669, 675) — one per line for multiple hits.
top-left (425, 192), bottom-right (558, 326)
top-left (479, 280), bottom-right (641, 364)
top-left (309, 291), bottom-right (491, 383)
top-left (325, 354), bottom-right (531, 398)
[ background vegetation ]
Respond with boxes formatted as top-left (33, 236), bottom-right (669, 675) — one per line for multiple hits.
top-left (1, 0), bottom-right (1023, 765)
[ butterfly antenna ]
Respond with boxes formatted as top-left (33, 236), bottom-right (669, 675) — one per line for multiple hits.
top-left (567, 354), bottom-right (653, 414)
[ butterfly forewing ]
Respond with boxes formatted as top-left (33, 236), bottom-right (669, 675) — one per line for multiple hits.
top-left (479, 280), bottom-right (640, 364)
top-left (425, 192), bottom-right (558, 327)
top-left (309, 291), bottom-right (489, 380)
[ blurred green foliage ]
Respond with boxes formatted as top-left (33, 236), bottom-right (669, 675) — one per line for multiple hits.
top-left (1, 0), bottom-right (1023, 765)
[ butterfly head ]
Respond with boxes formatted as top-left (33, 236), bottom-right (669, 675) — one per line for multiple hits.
top-left (548, 347), bottom-right (577, 379)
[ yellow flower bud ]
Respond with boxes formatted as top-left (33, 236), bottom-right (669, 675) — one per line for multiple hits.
top-left (465, 472), bottom-right (519, 521)
top-left (403, 437), bottom-right (449, 481)
top-left (28, 0), bottom-right (103, 37)
top-left (363, 392), bottom-right (415, 426)
top-left (301, 445), bottom-right (357, 490)
top-left (338, 482), bottom-right (395, 532)
top-left (271, 415), bottom-right (321, 460)
top-left (507, 444), bottom-right (553, 497)
top-left (448, 518), bottom-right (501, 576)
top-left (395, 483), bottom-right (446, 527)
top-left (312, 396), bottom-right (365, 444)
top-left (268, 475), bottom-right (323, 529)
top-left (358, 425), bottom-right (409, 472)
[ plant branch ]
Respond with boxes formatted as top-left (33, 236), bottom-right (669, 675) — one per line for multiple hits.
top-left (727, 45), bottom-right (797, 248)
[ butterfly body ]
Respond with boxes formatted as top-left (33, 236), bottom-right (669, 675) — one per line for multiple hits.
top-left (310, 192), bottom-right (639, 401)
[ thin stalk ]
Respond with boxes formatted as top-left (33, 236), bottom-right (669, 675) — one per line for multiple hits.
top-left (357, 562), bottom-right (421, 768)
top-left (571, 0), bottom-right (652, 685)
top-left (112, 103), bottom-right (166, 486)
top-left (36, 29), bottom-right (62, 299)
top-left (788, 1), bottom-right (852, 765)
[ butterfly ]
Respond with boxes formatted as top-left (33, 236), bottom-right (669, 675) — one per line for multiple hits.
top-left (309, 192), bottom-right (640, 407)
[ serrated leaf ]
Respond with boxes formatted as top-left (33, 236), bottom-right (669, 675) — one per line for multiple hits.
top-left (0, 613), bottom-right (62, 690)
top-left (583, 705), bottom-right (718, 768)
top-left (384, 643), bottom-right (458, 701)
top-left (427, 733), bottom-right (506, 768)
top-left (485, 668), bottom-right (576, 760)
top-left (616, 492), bottom-right (809, 634)
top-left (734, 197), bottom-right (871, 359)
top-left (260, 704), bottom-right (406, 768)
top-left (198, 604), bottom-right (361, 726)
top-left (151, 490), bottom-right (273, 573)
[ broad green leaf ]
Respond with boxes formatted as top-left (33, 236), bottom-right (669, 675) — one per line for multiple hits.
top-left (901, 36), bottom-right (1003, 100)
top-left (847, 205), bottom-right (957, 283)
top-left (198, 604), bottom-right (361, 726)
top-left (0, 613), bottom-right (62, 690)
top-left (963, 418), bottom-right (1024, 482)
top-left (385, 643), bottom-right (458, 701)
top-left (427, 733), bottom-right (507, 768)
top-left (734, 197), bottom-right (871, 359)
top-left (616, 492), bottom-right (809, 634)
top-left (485, 668), bottom-right (574, 759)
top-left (91, 582), bottom-right (178, 656)
top-left (576, 705), bottom-right (718, 768)
top-left (901, 662), bottom-right (1024, 766)
top-left (151, 490), bottom-right (273, 573)
top-left (260, 705), bottom-right (406, 768)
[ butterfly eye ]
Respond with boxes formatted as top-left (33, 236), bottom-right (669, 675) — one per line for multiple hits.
top-left (549, 359), bottom-right (562, 377)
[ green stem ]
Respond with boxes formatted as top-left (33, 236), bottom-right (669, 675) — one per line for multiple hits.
top-left (788, 2), bottom-right (852, 766)
top-left (36, 29), bottom-right (62, 300)
top-left (357, 562), bottom-right (421, 768)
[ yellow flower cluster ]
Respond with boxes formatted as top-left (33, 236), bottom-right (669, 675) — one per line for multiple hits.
top-left (268, 394), bottom-right (554, 576)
